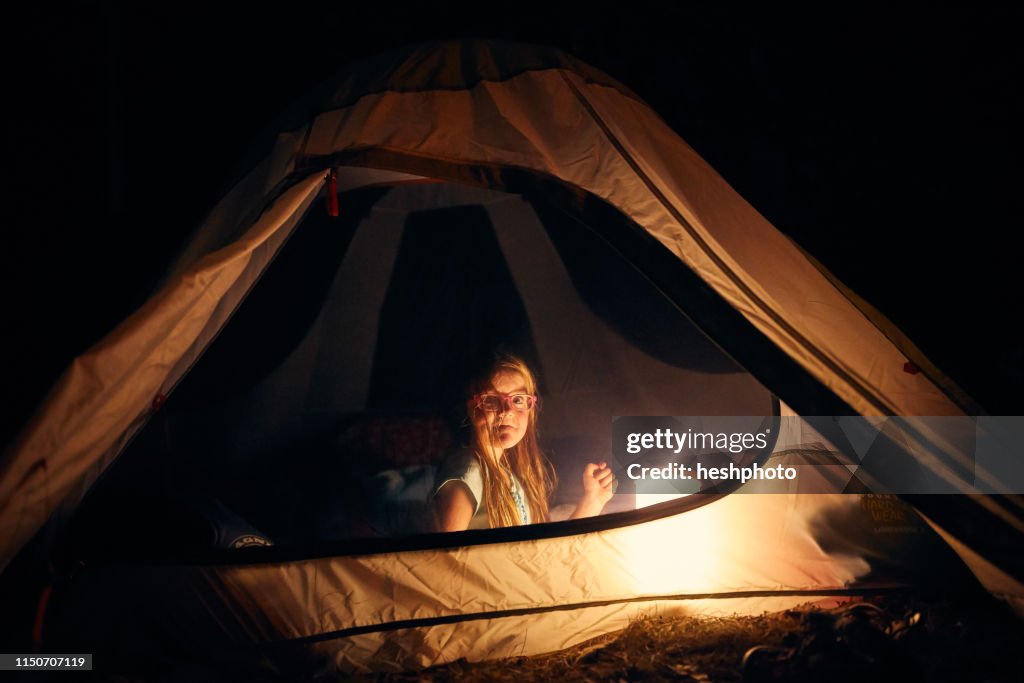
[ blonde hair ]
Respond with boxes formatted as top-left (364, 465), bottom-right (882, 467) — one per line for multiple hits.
top-left (466, 354), bottom-right (556, 527)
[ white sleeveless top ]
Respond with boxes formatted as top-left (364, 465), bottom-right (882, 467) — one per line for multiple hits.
top-left (434, 448), bottom-right (531, 528)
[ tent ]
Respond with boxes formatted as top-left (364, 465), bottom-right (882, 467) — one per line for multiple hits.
top-left (1, 40), bottom-right (1021, 675)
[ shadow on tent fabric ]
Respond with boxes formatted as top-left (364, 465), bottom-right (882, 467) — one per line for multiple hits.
top-left (366, 204), bottom-right (541, 414)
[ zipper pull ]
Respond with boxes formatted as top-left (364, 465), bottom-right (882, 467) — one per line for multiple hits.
top-left (326, 168), bottom-right (339, 217)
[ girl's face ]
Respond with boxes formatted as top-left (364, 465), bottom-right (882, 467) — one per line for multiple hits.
top-left (475, 369), bottom-right (532, 451)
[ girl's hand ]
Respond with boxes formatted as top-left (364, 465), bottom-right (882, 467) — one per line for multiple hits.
top-left (570, 462), bottom-right (615, 519)
top-left (582, 462), bottom-right (615, 503)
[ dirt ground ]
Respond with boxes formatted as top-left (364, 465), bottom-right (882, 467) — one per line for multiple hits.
top-left (356, 593), bottom-right (1024, 683)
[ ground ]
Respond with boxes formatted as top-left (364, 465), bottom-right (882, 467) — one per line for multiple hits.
top-left (355, 593), bottom-right (1024, 683)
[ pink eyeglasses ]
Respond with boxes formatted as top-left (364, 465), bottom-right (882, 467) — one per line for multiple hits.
top-left (472, 393), bottom-right (539, 413)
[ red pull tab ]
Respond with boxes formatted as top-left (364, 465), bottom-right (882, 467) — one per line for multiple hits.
top-left (32, 584), bottom-right (54, 652)
top-left (326, 168), bottom-right (339, 217)
top-left (903, 362), bottom-right (921, 375)
top-left (152, 392), bottom-right (167, 411)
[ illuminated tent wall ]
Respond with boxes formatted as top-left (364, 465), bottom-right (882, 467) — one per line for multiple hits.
top-left (1, 40), bottom-right (1019, 674)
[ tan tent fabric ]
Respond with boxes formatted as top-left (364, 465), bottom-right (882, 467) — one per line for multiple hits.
top-left (2, 41), bottom-right (1009, 674)
top-left (220, 494), bottom-right (868, 640)
top-left (0, 174), bottom-right (325, 570)
top-left (66, 491), bottom-right (915, 671)
top-left (289, 72), bottom-right (961, 418)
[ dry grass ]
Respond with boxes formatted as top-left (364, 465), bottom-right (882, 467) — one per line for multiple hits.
top-left (354, 594), bottom-right (1024, 683)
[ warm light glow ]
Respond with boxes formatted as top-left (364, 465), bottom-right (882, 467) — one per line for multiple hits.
top-left (609, 493), bottom-right (871, 604)
top-left (617, 496), bottom-right (723, 597)
top-left (634, 475), bottom-right (699, 509)
top-left (634, 491), bottom-right (693, 508)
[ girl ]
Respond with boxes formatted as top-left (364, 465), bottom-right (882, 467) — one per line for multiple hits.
top-left (433, 354), bottom-right (615, 531)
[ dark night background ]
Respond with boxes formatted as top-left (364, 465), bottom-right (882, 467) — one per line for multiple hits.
top-left (4, 4), bottom-right (1022, 450)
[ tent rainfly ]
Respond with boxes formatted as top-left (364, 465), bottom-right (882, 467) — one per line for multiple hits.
top-left (1, 40), bottom-right (1021, 675)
